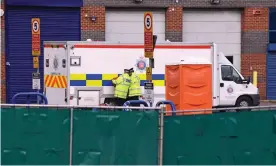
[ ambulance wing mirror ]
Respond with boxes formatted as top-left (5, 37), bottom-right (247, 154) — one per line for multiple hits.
top-left (241, 76), bottom-right (251, 84)
top-left (153, 35), bottom-right (157, 51)
top-left (246, 76), bottom-right (251, 84)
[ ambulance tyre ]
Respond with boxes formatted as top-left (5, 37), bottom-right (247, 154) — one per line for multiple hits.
top-left (235, 96), bottom-right (252, 112)
top-left (104, 98), bottom-right (116, 106)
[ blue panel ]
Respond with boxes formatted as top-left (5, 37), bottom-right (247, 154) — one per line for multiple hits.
top-left (102, 80), bottom-right (113, 86)
top-left (6, 0), bottom-right (83, 7)
top-left (267, 53), bottom-right (276, 100)
top-left (269, 32), bottom-right (276, 43)
top-left (86, 74), bottom-right (102, 80)
top-left (6, 6), bottom-right (81, 103)
top-left (70, 81), bottom-right (86, 86)
top-left (152, 74), bottom-right (164, 80)
top-left (267, 44), bottom-right (276, 52)
top-left (140, 80), bottom-right (147, 86)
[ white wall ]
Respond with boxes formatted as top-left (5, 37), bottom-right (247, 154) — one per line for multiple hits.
top-left (183, 10), bottom-right (241, 71)
top-left (106, 9), bottom-right (165, 43)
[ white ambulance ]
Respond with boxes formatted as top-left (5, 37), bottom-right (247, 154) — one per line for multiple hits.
top-left (43, 41), bottom-right (260, 108)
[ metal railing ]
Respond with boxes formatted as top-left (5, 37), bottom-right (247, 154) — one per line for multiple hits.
top-left (164, 105), bottom-right (276, 114)
top-left (11, 92), bottom-right (48, 104)
top-left (0, 104), bottom-right (160, 110)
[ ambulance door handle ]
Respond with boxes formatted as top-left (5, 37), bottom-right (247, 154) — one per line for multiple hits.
top-left (64, 89), bottom-right (67, 103)
top-left (220, 83), bottom-right (224, 87)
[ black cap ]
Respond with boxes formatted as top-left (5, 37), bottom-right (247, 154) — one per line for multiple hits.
top-left (129, 68), bottom-right (134, 72)
top-left (124, 69), bottom-right (129, 73)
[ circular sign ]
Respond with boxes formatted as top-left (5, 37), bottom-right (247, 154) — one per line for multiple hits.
top-left (32, 20), bottom-right (40, 33)
top-left (227, 87), bottom-right (233, 93)
top-left (137, 60), bottom-right (146, 70)
top-left (136, 57), bottom-right (147, 72)
top-left (144, 14), bottom-right (152, 30)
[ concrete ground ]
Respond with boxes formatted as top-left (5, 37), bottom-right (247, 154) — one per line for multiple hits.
top-left (226, 101), bottom-right (276, 112)
top-left (260, 101), bottom-right (276, 106)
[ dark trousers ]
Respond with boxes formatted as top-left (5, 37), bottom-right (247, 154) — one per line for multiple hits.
top-left (115, 98), bottom-right (126, 106)
top-left (127, 96), bottom-right (140, 107)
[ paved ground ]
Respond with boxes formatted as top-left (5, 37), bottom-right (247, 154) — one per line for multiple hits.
top-left (223, 101), bottom-right (276, 112)
top-left (260, 101), bottom-right (276, 106)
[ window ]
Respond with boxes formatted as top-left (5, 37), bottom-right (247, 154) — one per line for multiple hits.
top-left (226, 56), bottom-right (233, 64)
top-left (270, 8), bottom-right (276, 30)
top-left (269, 31), bottom-right (276, 43)
top-left (221, 65), bottom-right (242, 83)
top-left (269, 8), bottom-right (276, 43)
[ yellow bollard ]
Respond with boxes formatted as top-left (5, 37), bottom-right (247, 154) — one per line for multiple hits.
top-left (253, 71), bottom-right (258, 87)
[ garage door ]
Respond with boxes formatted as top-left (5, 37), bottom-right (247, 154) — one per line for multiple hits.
top-left (6, 6), bottom-right (81, 103)
top-left (183, 10), bottom-right (241, 71)
top-left (106, 9), bottom-right (165, 43)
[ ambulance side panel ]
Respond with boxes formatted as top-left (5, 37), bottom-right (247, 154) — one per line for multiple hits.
top-left (68, 43), bottom-right (214, 106)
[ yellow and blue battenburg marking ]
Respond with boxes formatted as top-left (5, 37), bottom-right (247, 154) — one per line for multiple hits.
top-left (70, 74), bottom-right (165, 87)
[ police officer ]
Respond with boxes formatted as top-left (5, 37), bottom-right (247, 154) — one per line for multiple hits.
top-left (127, 68), bottom-right (142, 106)
top-left (112, 69), bottom-right (131, 106)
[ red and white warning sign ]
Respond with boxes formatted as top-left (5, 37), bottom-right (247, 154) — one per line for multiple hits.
top-left (144, 12), bottom-right (153, 58)
top-left (32, 18), bottom-right (41, 56)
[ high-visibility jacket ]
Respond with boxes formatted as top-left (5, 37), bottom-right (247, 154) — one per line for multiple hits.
top-left (129, 73), bottom-right (142, 97)
top-left (112, 74), bottom-right (131, 99)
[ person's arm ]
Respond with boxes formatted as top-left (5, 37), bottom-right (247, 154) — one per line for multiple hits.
top-left (135, 75), bottom-right (140, 83)
top-left (112, 75), bottom-right (123, 85)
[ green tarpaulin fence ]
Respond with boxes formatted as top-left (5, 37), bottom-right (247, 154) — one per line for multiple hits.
top-left (1, 107), bottom-right (159, 165)
top-left (2, 107), bottom-right (276, 165)
top-left (163, 111), bottom-right (276, 165)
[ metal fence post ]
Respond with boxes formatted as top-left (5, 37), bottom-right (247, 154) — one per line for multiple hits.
top-left (69, 107), bottom-right (74, 166)
top-left (158, 106), bottom-right (164, 166)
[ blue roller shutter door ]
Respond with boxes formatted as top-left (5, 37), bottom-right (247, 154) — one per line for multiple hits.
top-left (267, 54), bottom-right (276, 99)
top-left (268, 9), bottom-right (276, 100)
top-left (6, 6), bottom-right (80, 103)
top-left (267, 44), bottom-right (276, 100)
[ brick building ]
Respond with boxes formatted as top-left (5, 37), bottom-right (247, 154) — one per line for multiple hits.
top-left (0, 0), bottom-right (273, 103)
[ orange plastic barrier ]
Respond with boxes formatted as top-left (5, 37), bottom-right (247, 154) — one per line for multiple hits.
top-left (165, 64), bottom-right (212, 115)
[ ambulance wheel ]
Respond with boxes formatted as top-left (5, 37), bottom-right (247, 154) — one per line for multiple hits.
top-left (235, 96), bottom-right (252, 112)
top-left (104, 98), bottom-right (116, 106)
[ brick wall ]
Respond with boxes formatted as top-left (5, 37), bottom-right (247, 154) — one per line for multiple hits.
top-left (1, 1), bottom-right (5, 103)
top-left (84, 0), bottom-right (276, 8)
top-left (166, 6), bottom-right (183, 42)
top-left (241, 8), bottom-right (268, 99)
top-left (80, 5), bottom-right (184, 42)
top-left (81, 5), bottom-right (105, 41)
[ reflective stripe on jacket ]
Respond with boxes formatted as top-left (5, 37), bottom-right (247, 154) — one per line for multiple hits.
top-left (129, 73), bottom-right (142, 97)
top-left (112, 73), bottom-right (131, 99)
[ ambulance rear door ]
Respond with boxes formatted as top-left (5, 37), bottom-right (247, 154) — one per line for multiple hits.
top-left (44, 42), bottom-right (70, 105)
